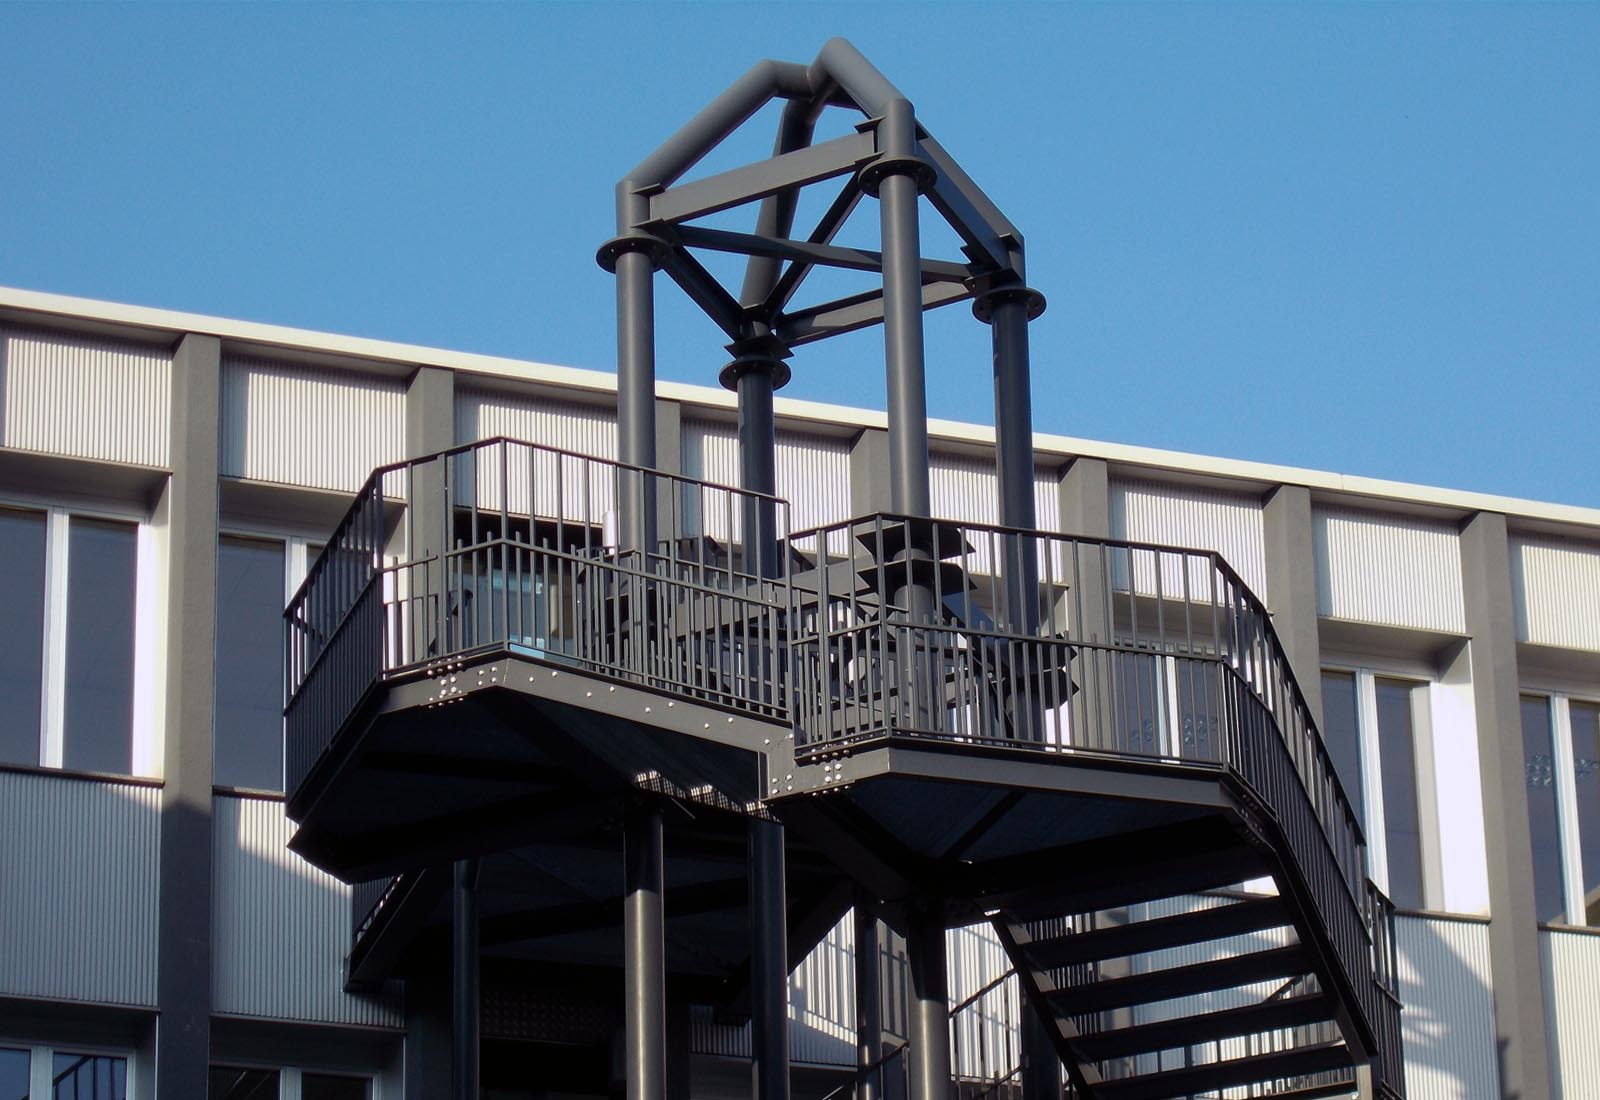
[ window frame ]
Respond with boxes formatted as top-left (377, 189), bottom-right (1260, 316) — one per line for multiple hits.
top-left (208, 1060), bottom-right (377, 1100)
top-left (1321, 661), bottom-right (1445, 912)
top-left (0, 1038), bottom-right (137, 1100)
top-left (1521, 687), bottom-right (1600, 927)
top-left (0, 493), bottom-right (156, 779)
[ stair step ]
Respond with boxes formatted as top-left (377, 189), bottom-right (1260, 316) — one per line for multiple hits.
top-left (1073, 993), bottom-right (1334, 1062)
top-left (1015, 896), bottom-right (1290, 969)
top-left (1043, 945), bottom-right (1311, 1014)
top-left (1001, 845), bottom-right (1269, 919)
top-left (1093, 1041), bottom-right (1352, 1100)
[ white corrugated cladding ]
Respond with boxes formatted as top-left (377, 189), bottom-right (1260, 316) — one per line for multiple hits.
top-left (1511, 535), bottom-right (1600, 652)
top-left (1109, 478), bottom-right (1269, 598)
top-left (0, 325), bottom-right (170, 467)
top-left (457, 385), bottom-right (617, 457)
top-left (680, 419), bottom-right (854, 540)
top-left (211, 794), bottom-right (402, 1027)
top-left (221, 355), bottom-right (405, 491)
top-left (1313, 507), bottom-right (1466, 633)
top-left (928, 452), bottom-right (1062, 531)
top-left (946, 923), bottom-right (1021, 1080)
top-left (0, 772), bottom-right (159, 1005)
top-left (1543, 927), bottom-right (1600, 1099)
top-left (1395, 915), bottom-right (1497, 1100)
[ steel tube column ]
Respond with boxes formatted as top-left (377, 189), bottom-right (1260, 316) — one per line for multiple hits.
top-left (615, 247), bottom-right (659, 551)
top-left (906, 902), bottom-right (951, 1100)
top-left (874, 99), bottom-right (932, 520)
top-left (729, 359), bottom-right (787, 578)
top-left (855, 902), bottom-right (885, 1100)
top-left (625, 802), bottom-right (668, 1100)
top-left (749, 819), bottom-right (791, 1100)
top-left (452, 857), bottom-right (481, 1100)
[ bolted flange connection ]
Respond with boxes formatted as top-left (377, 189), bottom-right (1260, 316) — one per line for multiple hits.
top-left (971, 283), bottom-right (1047, 324)
top-left (718, 352), bottom-right (792, 392)
top-left (595, 231), bottom-right (673, 273)
top-left (855, 152), bottom-right (936, 197)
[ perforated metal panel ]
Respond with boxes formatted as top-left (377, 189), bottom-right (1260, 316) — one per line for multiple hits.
top-left (212, 794), bottom-right (402, 1026)
top-left (1, 325), bottom-right (171, 467)
top-left (0, 770), bottom-right (159, 1005)
top-left (1314, 507), bottom-right (1466, 633)
top-left (221, 356), bottom-right (405, 491)
top-left (1512, 535), bottom-right (1600, 652)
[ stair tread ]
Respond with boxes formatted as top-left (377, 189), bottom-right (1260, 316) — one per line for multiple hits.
top-left (1042, 944), bottom-right (1311, 1014)
top-left (1092, 1040), bottom-right (1352, 1100)
top-left (1015, 896), bottom-right (1290, 968)
top-left (999, 846), bottom-right (1270, 919)
top-left (1074, 992), bottom-right (1334, 1062)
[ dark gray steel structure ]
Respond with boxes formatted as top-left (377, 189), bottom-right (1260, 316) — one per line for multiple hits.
top-left (279, 39), bottom-right (1406, 1100)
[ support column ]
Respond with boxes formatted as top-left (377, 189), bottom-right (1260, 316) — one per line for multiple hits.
top-left (156, 332), bottom-right (220, 1100)
top-left (905, 902), bottom-right (951, 1100)
top-left (1018, 1003), bottom-right (1058, 1100)
top-left (855, 901), bottom-right (884, 1100)
top-left (625, 801), bottom-right (667, 1100)
top-left (404, 366), bottom-right (455, 667)
top-left (1460, 512), bottom-right (1553, 1100)
top-left (1058, 457), bottom-right (1110, 540)
top-left (723, 354), bottom-right (790, 578)
top-left (453, 857), bottom-right (481, 1100)
top-left (599, 216), bottom-right (668, 554)
top-left (1262, 485), bottom-right (1324, 725)
top-left (850, 429), bottom-right (893, 514)
top-left (749, 818), bottom-right (790, 1100)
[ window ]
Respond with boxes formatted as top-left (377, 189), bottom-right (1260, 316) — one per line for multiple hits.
top-left (214, 537), bottom-right (289, 790)
top-left (1521, 692), bottom-right (1600, 925)
top-left (1522, 695), bottom-right (1566, 922)
top-left (1319, 667), bottom-right (1440, 911)
top-left (0, 504), bottom-right (150, 776)
top-left (50, 1053), bottom-right (127, 1100)
top-left (299, 1076), bottom-right (369, 1100)
top-left (208, 1066), bottom-right (370, 1100)
top-left (209, 1067), bottom-right (278, 1099)
top-left (1, 1049), bottom-right (28, 1100)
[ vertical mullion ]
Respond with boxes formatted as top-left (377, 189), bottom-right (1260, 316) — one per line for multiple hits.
top-left (41, 508), bottom-right (70, 768)
top-left (1357, 669), bottom-right (1390, 896)
top-left (1552, 694), bottom-right (1586, 924)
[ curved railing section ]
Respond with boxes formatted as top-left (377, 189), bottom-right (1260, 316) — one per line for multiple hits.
top-left (283, 437), bottom-right (793, 799)
top-left (785, 513), bottom-right (1400, 1092)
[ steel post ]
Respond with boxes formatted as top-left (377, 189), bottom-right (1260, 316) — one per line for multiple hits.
top-left (727, 358), bottom-right (786, 579)
top-left (906, 902), bottom-right (951, 1100)
top-left (1018, 1001), bottom-right (1058, 1100)
top-left (615, 247), bottom-right (659, 555)
top-left (452, 857), bottom-right (481, 1100)
top-left (625, 801), bottom-right (667, 1100)
top-left (749, 818), bottom-right (791, 1100)
top-left (854, 902), bottom-right (885, 1100)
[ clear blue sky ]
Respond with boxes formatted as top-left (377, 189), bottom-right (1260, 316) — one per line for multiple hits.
top-left (2, 3), bottom-right (1596, 506)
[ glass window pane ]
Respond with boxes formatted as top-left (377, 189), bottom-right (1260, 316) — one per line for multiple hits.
top-left (62, 518), bottom-right (137, 774)
top-left (52, 1053), bottom-right (127, 1100)
top-left (1571, 701), bottom-right (1600, 925)
top-left (0, 1048), bottom-right (29, 1100)
top-left (215, 537), bottom-right (287, 790)
top-left (1320, 670), bottom-right (1364, 818)
top-left (0, 508), bottom-right (46, 766)
top-left (208, 1066), bottom-right (280, 1099)
top-left (1376, 678), bottom-right (1425, 910)
top-left (1522, 696), bottom-right (1567, 922)
top-left (301, 1073), bottom-right (371, 1100)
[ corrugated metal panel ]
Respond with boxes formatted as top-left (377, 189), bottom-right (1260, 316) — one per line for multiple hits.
top-left (929, 453), bottom-right (1062, 533)
top-left (777, 430), bottom-right (853, 535)
top-left (1313, 507), bottom-right (1466, 633)
top-left (1395, 915), bottom-right (1496, 1100)
top-left (1512, 536), bottom-right (1600, 652)
top-left (457, 385), bottom-right (617, 459)
top-left (212, 794), bottom-right (401, 1027)
top-left (221, 356), bottom-right (405, 492)
top-left (947, 923), bottom-right (1021, 1080)
top-left (0, 770), bottom-right (159, 1006)
top-left (1, 325), bottom-right (170, 467)
top-left (1543, 927), bottom-right (1600, 1100)
top-left (1110, 479), bottom-right (1269, 597)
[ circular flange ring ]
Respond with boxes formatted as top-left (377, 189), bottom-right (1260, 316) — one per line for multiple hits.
top-left (971, 284), bottom-right (1047, 324)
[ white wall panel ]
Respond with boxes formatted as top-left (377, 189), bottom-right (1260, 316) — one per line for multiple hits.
top-left (457, 386), bottom-right (617, 458)
top-left (777, 430), bottom-right (853, 536)
top-left (222, 356), bottom-right (405, 492)
top-left (928, 453), bottom-right (1061, 533)
top-left (947, 923), bottom-right (1021, 1080)
top-left (1512, 536), bottom-right (1600, 652)
top-left (212, 794), bottom-right (401, 1027)
top-left (1544, 927), bottom-right (1600, 1100)
top-left (1, 325), bottom-right (170, 467)
top-left (1110, 479), bottom-right (1269, 597)
top-left (0, 771), bottom-right (159, 1006)
top-left (1395, 915), bottom-right (1496, 1100)
top-left (1313, 508), bottom-right (1465, 633)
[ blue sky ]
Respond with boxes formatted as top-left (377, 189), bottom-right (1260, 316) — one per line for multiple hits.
top-left (2, 3), bottom-right (1597, 505)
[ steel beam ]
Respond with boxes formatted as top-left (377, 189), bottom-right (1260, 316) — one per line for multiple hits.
top-left (661, 248), bottom-right (747, 340)
top-left (674, 225), bottom-right (970, 283)
top-left (625, 802), bottom-right (667, 1100)
top-left (650, 131), bottom-right (876, 225)
top-left (776, 281), bottom-right (972, 347)
top-left (763, 179), bottom-right (864, 314)
top-left (906, 901), bottom-right (952, 1100)
top-left (452, 857), bottom-right (481, 1100)
top-left (919, 137), bottom-right (1022, 275)
top-left (750, 819), bottom-right (791, 1100)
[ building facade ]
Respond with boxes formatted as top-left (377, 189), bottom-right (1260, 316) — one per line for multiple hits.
top-left (0, 285), bottom-right (1596, 1099)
